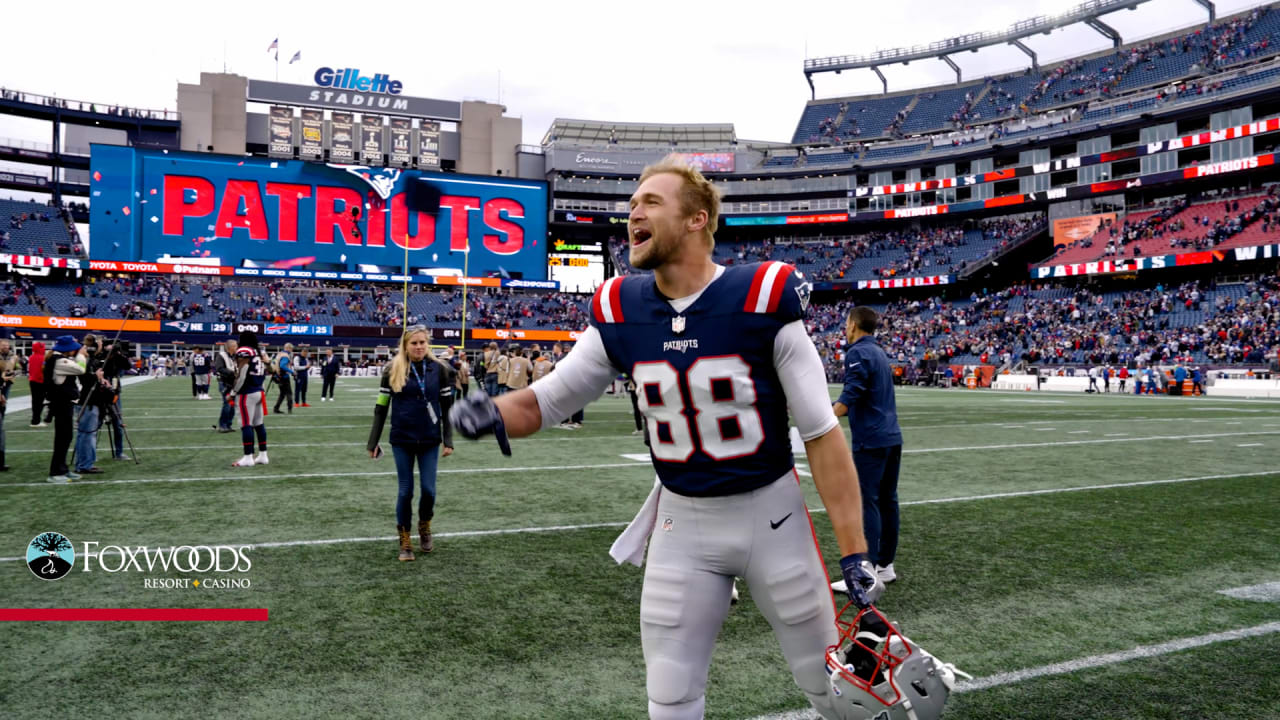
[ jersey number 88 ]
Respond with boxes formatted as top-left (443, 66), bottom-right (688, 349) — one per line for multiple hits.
top-left (632, 356), bottom-right (765, 462)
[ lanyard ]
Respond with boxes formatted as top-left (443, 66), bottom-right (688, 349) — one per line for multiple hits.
top-left (408, 360), bottom-right (429, 401)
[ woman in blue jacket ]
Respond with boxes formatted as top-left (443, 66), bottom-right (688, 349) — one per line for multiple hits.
top-left (368, 326), bottom-right (456, 561)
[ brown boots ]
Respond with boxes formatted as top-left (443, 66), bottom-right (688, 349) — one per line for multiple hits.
top-left (397, 525), bottom-right (414, 562)
top-left (418, 520), bottom-right (434, 553)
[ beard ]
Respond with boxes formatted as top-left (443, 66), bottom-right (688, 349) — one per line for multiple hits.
top-left (629, 224), bottom-right (682, 271)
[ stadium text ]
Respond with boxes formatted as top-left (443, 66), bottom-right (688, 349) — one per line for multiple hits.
top-left (314, 67), bottom-right (402, 95)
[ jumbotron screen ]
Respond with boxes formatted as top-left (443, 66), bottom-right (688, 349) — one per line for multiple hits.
top-left (89, 146), bottom-right (548, 279)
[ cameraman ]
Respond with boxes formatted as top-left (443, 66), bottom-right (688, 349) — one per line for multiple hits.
top-left (72, 334), bottom-right (111, 475)
top-left (46, 336), bottom-right (86, 482)
top-left (100, 339), bottom-right (132, 461)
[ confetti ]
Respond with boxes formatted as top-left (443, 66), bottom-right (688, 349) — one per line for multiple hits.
top-left (150, 188), bottom-right (157, 195)
top-left (432, 253), bottom-right (438, 262)
top-left (135, 191), bottom-right (140, 198)
top-left (237, 161), bottom-right (244, 166)
top-left (269, 162), bottom-right (278, 169)
top-left (340, 254), bottom-right (347, 262)
top-left (122, 206), bottom-right (131, 216)
top-left (150, 216), bottom-right (159, 223)
top-left (92, 171), bottom-right (102, 182)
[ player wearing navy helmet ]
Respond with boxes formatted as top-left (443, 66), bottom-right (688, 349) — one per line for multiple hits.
top-left (227, 331), bottom-right (270, 467)
top-left (453, 156), bottom-right (883, 720)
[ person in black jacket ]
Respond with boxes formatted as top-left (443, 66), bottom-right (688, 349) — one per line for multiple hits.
top-left (320, 348), bottom-right (340, 402)
top-left (368, 326), bottom-right (456, 561)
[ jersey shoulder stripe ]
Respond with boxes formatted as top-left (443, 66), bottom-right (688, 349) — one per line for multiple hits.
top-left (743, 261), bottom-right (796, 314)
top-left (591, 276), bottom-right (626, 324)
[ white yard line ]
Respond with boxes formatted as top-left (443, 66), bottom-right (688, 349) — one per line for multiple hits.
top-left (6, 432), bottom-right (1280, 487)
top-left (1218, 582), bottom-right (1280, 602)
top-left (1189, 439), bottom-right (1215, 444)
top-left (3, 469), bottom-right (1273, 562)
top-left (744, 622), bottom-right (1280, 720)
top-left (1237, 443), bottom-right (1265, 447)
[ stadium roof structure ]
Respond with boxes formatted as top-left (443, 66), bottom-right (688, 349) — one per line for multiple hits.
top-left (542, 118), bottom-right (736, 148)
top-left (803, 0), bottom-right (1218, 95)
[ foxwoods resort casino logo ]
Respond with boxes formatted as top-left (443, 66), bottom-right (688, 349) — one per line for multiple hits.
top-left (27, 532), bottom-right (254, 590)
top-left (27, 532), bottom-right (74, 581)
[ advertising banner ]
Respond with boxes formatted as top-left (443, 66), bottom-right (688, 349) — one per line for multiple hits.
top-left (299, 109), bottom-right (324, 161)
top-left (360, 115), bottom-right (384, 165)
top-left (0, 314), bottom-right (160, 332)
top-left (1051, 212), bottom-right (1116, 252)
top-left (330, 112), bottom-right (355, 163)
top-left (268, 106), bottom-right (294, 158)
top-left (389, 117), bottom-right (412, 166)
top-left (246, 78), bottom-right (461, 120)
top-left (89, 145), bottom-right (549, 279)
top-left (674, 152), bottom-right (734, 173)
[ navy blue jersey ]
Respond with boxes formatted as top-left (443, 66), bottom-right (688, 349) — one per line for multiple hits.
top-left (191, 353), bottom-right (210, 374)
top-left (234, 347), bottom-right (266, 394)
top-left (294, 355), bottom-right (309, 373)
top-left (590, 262), bottom-right (807, 497)
top-left (835, 336), bottom-right (903, 451)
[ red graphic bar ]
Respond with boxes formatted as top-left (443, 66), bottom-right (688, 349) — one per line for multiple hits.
top-left (0, 608), bottom-right (268, 622)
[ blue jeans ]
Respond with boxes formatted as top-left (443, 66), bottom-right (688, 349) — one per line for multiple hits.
top-left (853, 444), bottom-right (902, 568)
top-left (393, 443), bottom-right (440, 527)
top-left (218, 379), bottom-right (235, 429)
top-left (74, 405), bottom-right (100, 471)
top-left (485, 374), bottom-right (498, 397)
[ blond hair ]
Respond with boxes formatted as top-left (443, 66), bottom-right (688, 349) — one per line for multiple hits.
top-left (387, 328), bottom-right (451, 393)
top-left (639, 155), bottom-right (721, 250)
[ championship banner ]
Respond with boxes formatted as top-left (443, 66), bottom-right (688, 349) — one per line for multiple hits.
top-left (0, 314), bottom-right (161, 332)
top-left (268, 106), bottom-right (294, 158)
top-left (389, 117), bottom-right (412, 166)
top-left (330, 112), bottom-right (355, 163)
top-left (1052, 213), bottom-right (1116, 252)
top-left (418, 121), bottom-right (440, 169)
top-left (299, 109), bottom-right (324, 161)
top-left (360, 114), bottom-right (384, 165)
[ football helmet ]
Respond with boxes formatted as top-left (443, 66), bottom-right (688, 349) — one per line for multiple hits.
top-left (825, 604), bottom-right (969, 720)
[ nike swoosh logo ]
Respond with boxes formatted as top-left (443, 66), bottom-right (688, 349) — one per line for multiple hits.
top-left (770, 513), bottom-right (793, 530)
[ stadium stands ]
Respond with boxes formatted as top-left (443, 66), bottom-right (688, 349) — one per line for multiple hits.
top-left (1041, 189), bottom-right (1280, 267)
top-left (807, 272), bottom-right (1280, 376)
top-left (1, 198), bottom-right (80, 257)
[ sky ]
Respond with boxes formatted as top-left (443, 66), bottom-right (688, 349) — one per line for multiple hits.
top-left (0, 0), bottom-right (1271, 152)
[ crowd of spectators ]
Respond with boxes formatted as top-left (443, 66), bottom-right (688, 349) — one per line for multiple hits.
top-left (806, 272), bottom-right (1279, 380)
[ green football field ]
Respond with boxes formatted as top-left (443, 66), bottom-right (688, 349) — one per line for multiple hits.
top-left (1, 377), bottom-right (1278, 719)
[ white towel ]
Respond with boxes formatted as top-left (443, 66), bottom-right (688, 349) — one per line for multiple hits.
top-left (609, 477), bottom-right (662, 567)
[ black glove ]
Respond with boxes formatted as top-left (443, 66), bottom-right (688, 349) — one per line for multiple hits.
top-left (839, 553), bottom-right (884, 609)
top-left (448, 393), bottom-right (511, 456)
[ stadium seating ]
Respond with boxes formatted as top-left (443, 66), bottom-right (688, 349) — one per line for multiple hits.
top-left (1039, 191), bottom-right (1280, 267)
top-left (1, 198), bottom-right (79, 257)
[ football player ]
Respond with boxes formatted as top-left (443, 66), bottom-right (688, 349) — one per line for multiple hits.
top-left (227, 331), bottom-right (269, 467)
top-left (453, 156), bottom-right (883, 720)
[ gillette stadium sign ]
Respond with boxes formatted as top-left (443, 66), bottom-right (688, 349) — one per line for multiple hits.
top-left (89, 146), bottom-right (547, 279)
top-left (246, 77), bottom-right (460, 121)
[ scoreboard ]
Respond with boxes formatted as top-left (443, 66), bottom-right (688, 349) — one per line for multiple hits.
top-left (547, 239), bottom-right (606, 293)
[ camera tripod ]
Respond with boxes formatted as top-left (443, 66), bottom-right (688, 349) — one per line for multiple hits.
top-left (95, 392), bottom-right (140, 465)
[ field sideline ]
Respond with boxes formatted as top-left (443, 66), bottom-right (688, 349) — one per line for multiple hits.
top-left (1, 377), bottom-right (1277, 719)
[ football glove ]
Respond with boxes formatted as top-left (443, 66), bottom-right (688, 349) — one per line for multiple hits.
top-left (839, 553), bottom-right (885, 609)
top-left (449, 393), bottom-right (512, 456)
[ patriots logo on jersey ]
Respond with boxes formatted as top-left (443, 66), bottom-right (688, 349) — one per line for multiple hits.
top-left (329, 165), bottom-right (402, 200)
top-left (794, 272), bottom-right (812, 313)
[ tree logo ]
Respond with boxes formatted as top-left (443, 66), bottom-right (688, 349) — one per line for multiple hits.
top-left (27, 532), bottom-right (75, 581)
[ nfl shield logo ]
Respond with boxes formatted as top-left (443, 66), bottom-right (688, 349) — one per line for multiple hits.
top-left (671, 316), bottom-right (686, 334)
top-left (661, 517), bottom-right (674, 532)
